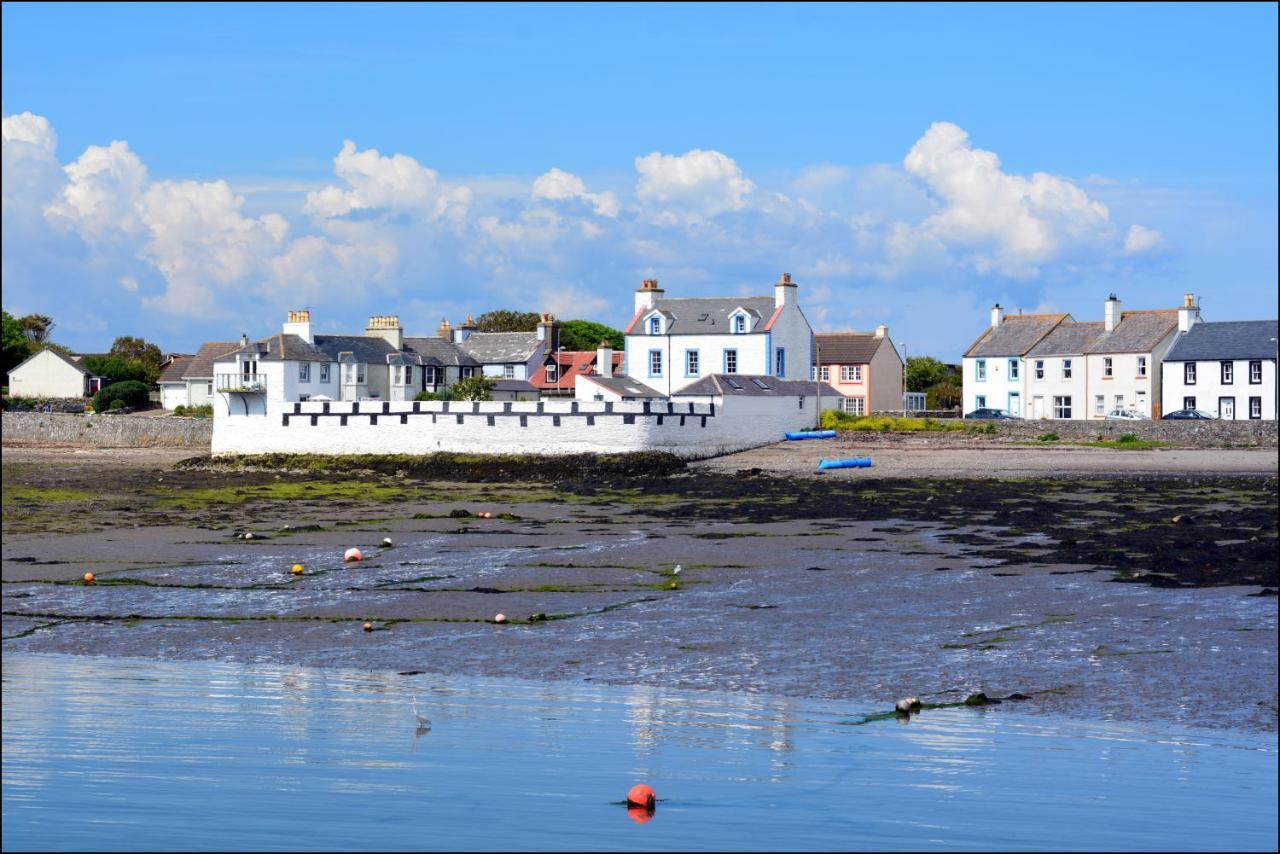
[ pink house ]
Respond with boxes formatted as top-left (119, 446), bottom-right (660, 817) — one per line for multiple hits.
top-left (812, 327), bottom-right (904, 414)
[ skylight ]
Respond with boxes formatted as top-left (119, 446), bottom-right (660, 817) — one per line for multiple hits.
top-left (751, 378), bottom-right (770, 390)
top-left (725, 378), bottom-right (744, 390)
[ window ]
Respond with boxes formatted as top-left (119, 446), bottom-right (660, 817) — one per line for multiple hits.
top-left (425, 366), bottom-right (441, 386)
top-left (811, 366), bottom-right (817, 380)
top-left (775, 347), bottom-right (785, 377)
top-left (1114, 395), bottom-right (1124, 410)
top-left (975, 395), bottom-right (987, 409)
top-left (1034, 360), bottom-right (1045, 380)
top-left (724, 349), bottom-right (738, 373)
top-left (299, 362), bottom-right (311, 382)
top-left (1183, 396), bottom-right (1196, 410)
top-left (460, 367), bottom-right (474, 378)
top-left (1137, 356), bottom-right (1147, 377)
top-left (686, 350), bottom-right (699, 377)
top-left (503, 365), bottom-right (515, 379)
top-left (392, 366), bottom-right (401, 385)
top-left (975, 359), bottom-right (986, 381)
top-left (841, 397), bottom-right (865, 415)
top-left (1221, 361), bottom-right (1233, 384)
top-left (1053, 396), bottom-right (1073, 419)
top-left (1249, 397), bottom-right (1262, 419)
top-left (648, 316), bottom-right (660, 335)
top-left (344, 363), bottom-right (365, 384)
top-left (357, 363), bottom-right (366, 384)
top-left (1184, 363), bottom-right (1196, 385)
top-left (1249, 361), bottom-right (1262, 384)
top-left (319, 363), bottom-right (330, 383)
top-left (1094, 395), bottom-right (1105, 415)
top-left (648, 350), bottom-right (663, 377)
top-left (841, 365), bottom-right (863, 382)
top-left (733, 314), bottom-right (746, 334)
top-left (546, 364), bottom-right (558, 383)
top-left (820, 366), bottom-right (830, 382)
top-left (1103, 357), bottom-right (1113, 378)
top-left (206, 381), bottom-right (213, 395)
top-left (1008, 359), bottom-right (1019, 379)
top-left (1062, 358), bottom-right (1073, 380)
top-left (298, 394), bottom-right (310, 402)
top-left (404, 365), bottom-right (413, 385)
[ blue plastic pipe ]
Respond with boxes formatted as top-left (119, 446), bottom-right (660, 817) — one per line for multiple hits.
top-left (785, 430), bottom-right (837, 441)
top-left (817, 457), bottom-right (872, 470)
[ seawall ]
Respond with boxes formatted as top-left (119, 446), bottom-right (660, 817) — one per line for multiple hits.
top-left (2, 412), bottom-right (213, 449)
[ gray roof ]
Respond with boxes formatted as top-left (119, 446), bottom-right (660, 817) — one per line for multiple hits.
top-left (184, 342), bottom-right (240, 379)
top-left (813, 333), bottom-right (891, 364)
top-left (1083, 311), bottom-right (1178, 354)
top-left (492, 379), bottom-right (537, 392)
top-left (219, 334), bottom-right (330, 363)
top-left (676, 374), bottom-right (840, 397)
top-left (217, 334), bottom-right (412, 364)
top-left (313, 335), bottom-right (404, 363)
top-left (580, 375), bottom-right (667, 398)
top-left (1164, 320), bottom-right (1279, 362)
top-left (403, 337), bottom-right (481, 368)
top-left (1026, 321), bottom-right (1106, 357)
top-left (459, 331), bottom-right (541, 364)
top-left (9, 347), bottom-right (89, 376)
top-left (965, 314), bottom-right (1068, 358)
top-left (157, 356), bottom-right (194, 384)
top-left (643, 297), bottom-right (778, 335)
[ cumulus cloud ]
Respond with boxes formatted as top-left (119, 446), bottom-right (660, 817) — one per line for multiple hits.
top-left (1123, 223), bottom-right (1163, 253)
top-left (46, 140), bottom-right (149, 241)
top-left (634, 149), bottom-right (754, 220)
top-left (531, 168), bottom-right (620, 218)
top-left (304, 139), bottom-right (471, 223)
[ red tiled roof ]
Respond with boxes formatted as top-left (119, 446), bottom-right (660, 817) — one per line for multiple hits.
top-left (528, 350), bottom-right (624, 391)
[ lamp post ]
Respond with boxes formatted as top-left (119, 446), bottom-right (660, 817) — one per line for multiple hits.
top-left (899, 341), bottom-right (908, 415)
top-left (1271, 337), bottom-right (1277, 421)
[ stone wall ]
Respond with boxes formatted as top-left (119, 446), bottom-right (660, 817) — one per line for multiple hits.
top-left (983, 418), bottom-right (1277, 447)
top-left (2, 412), bottom-right (213, 448)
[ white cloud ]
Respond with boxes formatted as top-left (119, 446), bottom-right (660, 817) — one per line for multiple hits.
top-left (46, 140), bottom-right (149, 241)
top-left (304, 139), bottom-right (471, 223)
top-left (1123, 223), bottom-right (1163, 253)
top-left (634, 149), bottom-right (754, 220)
top-left (531, 167), bottom-right (620, 218)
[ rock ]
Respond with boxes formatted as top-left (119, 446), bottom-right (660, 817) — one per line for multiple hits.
top-left (448, 509), bottom-right (472, 518)
top-left (964, 692), bottom-right (998, 706)
top-left (529, 612), bottom-right (548, 622)
top-left (895, 697), bottom-right (922, 715)
top-left (1007, 693), bottom-right (1031, 701)
top-left (1171, 514), bottom-right (1194, 525)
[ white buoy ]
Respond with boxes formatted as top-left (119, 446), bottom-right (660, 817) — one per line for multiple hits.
top-left (673, 564), bottom-right (682, 576)
top-left (381, 537), bottom-right (393, 547)
top-left (494, 613), bottom-right (508, 624)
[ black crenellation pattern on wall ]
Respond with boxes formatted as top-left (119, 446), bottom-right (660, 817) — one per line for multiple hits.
top-left (279, 404), bottom-right (719, 429)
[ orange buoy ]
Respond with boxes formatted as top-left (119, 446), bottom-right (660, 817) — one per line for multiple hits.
top-left (626, 784), bottom-right (655, 809)
top-left (344, 547), bottom-right (362, 562)
top-left (83, 572), bottom-right (95, 585)
top-left (363, 621), bottom-right (373, 632)
top-left (494, 613), bottom-right (508, 624)
top-left (290, 564), bottom-right (304, 575)
top-left (627, 804), bottom-right (655, 825)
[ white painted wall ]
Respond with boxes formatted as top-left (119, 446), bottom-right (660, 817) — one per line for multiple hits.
top-left (1024, 354), bottom-right (1088, 419)
top-left (159, 383), bottom-right (188, 410)
top-left (8, 350), bottom-right (89, 398)
top-left (1162, 359), bottom-right (1276, 419)
top-left (1084, 345), bottom-right (1168, 420)
top-left (962, 355), bottom-right (1023, 415)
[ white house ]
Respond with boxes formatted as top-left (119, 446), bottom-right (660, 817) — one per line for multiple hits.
top-left (962, 307), bottom-right (1069, 416)
top-left (1081, 294), bottom-right (1188, 419)
top-left (7, 348), bottom-right (91, 399)
top-left (1023, 321), bottom-right (1104, 419)
top-left (621, 274), bottom-right (813, 395)
top-left (1162, 319), bottom-right (1278, 419)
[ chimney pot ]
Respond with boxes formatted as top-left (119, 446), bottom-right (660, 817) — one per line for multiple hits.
top-left (240, 333), bottom-right (249, 346)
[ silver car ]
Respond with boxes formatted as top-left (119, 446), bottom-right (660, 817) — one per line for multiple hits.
top-left (1105, 408), bottom-right (1149, 421)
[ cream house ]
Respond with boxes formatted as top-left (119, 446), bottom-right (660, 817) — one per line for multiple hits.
top-left (7, 348), bottom-right (91, 399)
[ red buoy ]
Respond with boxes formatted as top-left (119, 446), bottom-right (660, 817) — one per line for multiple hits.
top-left (626, 784), bottom-right (655, 809)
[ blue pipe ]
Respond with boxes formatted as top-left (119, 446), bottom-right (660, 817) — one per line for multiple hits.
top-left (817, 457), bottom-right (872, 470)
top-left (785, 430), bottom-right (837, 441)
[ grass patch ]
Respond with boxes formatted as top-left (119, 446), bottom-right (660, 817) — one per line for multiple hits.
top-left (1, 485), bottom-right (96, 505)
top-left (1073, 436), bottom-right (1167, 450)
top-left (152, 480), bottom-right (414, 508)
top-left (1036, 433), bottom-right (1060, 442)
top-left (820, 412), bottom-right (971, 433)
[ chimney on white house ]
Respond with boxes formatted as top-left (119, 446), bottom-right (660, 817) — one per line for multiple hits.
top-left (365, 315), bottom-right (403, 350)
top-left (874, 324), bottom-right (888, 339)
top-left (239, 332), bottom-right (249, 347)
top-left (774, 272), bottom-right (798, 308)
top-left (596, 341), bottom-right (614, 378)
top-left (283, 309), bottom-right (313, 344)
top-left (990, 304), bottom-right (1005, 328)
top-left (452, 315), bottom-right (476, 343)
top-left (635, 278), bottom-right (664, 314)
top-left (1104, 293), bottom-right (1122, 332)
top-left (1178, 292), bottom-right (1201, 332)
top-left (437, 318), bottom-right (452, 340)
top-left (536, 313), bottom-right (560, 351)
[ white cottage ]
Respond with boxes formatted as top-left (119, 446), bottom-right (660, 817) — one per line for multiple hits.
top-left (7, 348), bottom-right (92, 399)
top-left (1162, 318), bottom-right (1277, 420)
top-left (962, 308), bottom-right (1069, 416)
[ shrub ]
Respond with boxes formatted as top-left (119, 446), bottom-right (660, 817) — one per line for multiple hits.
top-left (451, 375), bottom-right (496, 401)
top-left (108, 398), bottom-right (125, 410)
top-left (1117, 433), bottom-right (1139, 444)
top-left (92, 380), bottom-right (150, 412)
top-left (1036, 432), bottom-right (1060, 442)
top-left (173, 405), bottom-right (187, 416)
top-left (191, 404), bottom-right (213, 419)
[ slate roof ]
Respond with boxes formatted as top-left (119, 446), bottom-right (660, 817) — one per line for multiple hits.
top-left (403, 337), bottom-right (482, 368)
top-left (1164, 320), bottom-right (1279, 362)
top-left (184, 342), bottom-right (240, 379)
top-left (627, 297), bottom-right (778, 335)
top-left (313, 335), bottom-right (403, 363)
top-left (218, 334), bottom-right (330, 363)
top-left (578, 375), bottom-right (667, 398)
top-left (1025, 321), bottom-right (1106, 357)
top-left (492, 379), bottom-right (538, 393)
top-left (157, 356), bottom-right (194, 384)
top-left (10, 347), bottom-right (89, 375)
top-left (676, 374), bottom-right (841, 397)
top-left (813, 333), bottom-right (892, 364)
top-left (964, 314), bottom-right (1069, 358)
top-left (1084, 311), bottom-right (1178, 354)
top-left (459, 332), bottom-right (541, 364)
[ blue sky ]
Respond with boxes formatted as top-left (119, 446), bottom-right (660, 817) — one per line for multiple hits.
top-left (3, 2), bottom-right (1276, 359)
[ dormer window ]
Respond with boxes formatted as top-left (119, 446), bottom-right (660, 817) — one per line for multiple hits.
top-left (733, 314), bottom-right (747, 334)
top-left (648, 316), bottom-right (661, 335)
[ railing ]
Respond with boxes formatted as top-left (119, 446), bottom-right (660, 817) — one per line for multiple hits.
top-left (216, 373), bottom-right (267, 393)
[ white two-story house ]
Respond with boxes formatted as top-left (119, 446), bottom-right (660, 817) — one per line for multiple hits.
top-left (1162, 318), bottom-right (1277, 420)
top-left (1081, 294), bottom-right (1188, 419)
top-left (962, 307), bottom-right (1069, 416)
top-left (1023, 321), bottom-right (1104, 419)
top-left (621, 274), bottom-right (813, 395)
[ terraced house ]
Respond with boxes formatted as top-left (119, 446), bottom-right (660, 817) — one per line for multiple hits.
top-left (811, 327), bottom-right (903, 415)
top-left (963, 307), bottom-right (1069, 417)
top-left (1162, 318), bottom-right (1278, 420)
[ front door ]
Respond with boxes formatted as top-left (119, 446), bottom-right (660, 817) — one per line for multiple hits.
top-left (1136, 390), bottom-right (1147, 414)
top-left (1008, 392), bottom-right (1021, 417)
top-left (1032, 395), bottom-right (1045, 419)
top-left (1219, 397), bottom-right (1235, 419)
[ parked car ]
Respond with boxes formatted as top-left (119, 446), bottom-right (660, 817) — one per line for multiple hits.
top-left (963, 408), bottom-right (1019, 420)
top-left (1105, 408), bottom-right (1150, 421)
top-left (1161, 409), bottom-right (1218, 420)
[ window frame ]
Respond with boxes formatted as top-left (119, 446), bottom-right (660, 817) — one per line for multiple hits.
top-left (775, 347), bottom-right (786, 377)
top-left (1184, 362), bottom-right (1196, 385)
top-left (545, 363), bottom-right (558, 383)
top-left (1062, 358), bottom-right (1073, 380)
top-left (1102, 357), bottom-right (1113, 378)
top-left (319, 363), bottom-right (330, 384)
top-left (648, 349), bottom-right (663, 378)
top-left (723, 349), bottom-right (738, 374)
top-left (975, 394), bottom-right (987, 409)
top-left (1034, 359), bottom-right (1044, 380)
top-left (1008, 358), bottom-right (1019, 379)
top-left (503, 364), bottom-right (516, 380)
top-left (1053, 395), bottom-right (1073, 419)
top-left (648, 316), bottom-right (661, 336)
top-left (975, 359), bottom-right (986, 382)
top-left (1249, 361), bottom-right (1262, 384)
top-left (1094, 395), bottom-right (1105, 416)
top-left (299, 362), bottom-right (311, 383)
top-left (1183, 396), bottom-right (1196, 411)
top-left (732, 314), bottom-right (747, 334)
top-left (1249, 396), bottom-right (1262, 419)
top-left (1137, 356), bottom-right (1147, 377)
top-left (1221, 361), bottom-right (1234, 385)
top-left (685, 349), bottom-right (700, 377)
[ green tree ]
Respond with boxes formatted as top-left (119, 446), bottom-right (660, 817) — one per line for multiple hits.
top-left (926, 380), bottom-right (963, 410)
top-left (108, 336), bottom-right (164, 385)
top-left (905, 356), bottom-right (951, 393)
top-left (81, 355), bottom-right (151, 384)
top-left (557, 319), bottom-right (624, 351)
top-left (19, 314), bottom-right (55, 346)
top-left (473, 310), bottom-right (541, 333)
top-left (2, 310), bottom-right (33, 377)
top-left (450, 375), bottom-right (496, 400)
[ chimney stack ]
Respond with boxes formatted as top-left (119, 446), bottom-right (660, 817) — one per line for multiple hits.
top-left (283, 309), bottom-right (313, 344)
top-left (1178, 293), bottom-right (1200, 333)
top-left (1104, 293), bottom-right (1121, 333)
top-left (365, 314), bottom-right (403, 350)
top-left (635, 278), bottom-right (664, 314)
top-left (774, 272), bottom-right (797, 308)
top-left (874, 324), bottom-right (888, 339)
top-left (536, 313), bottom-right (560, 352)
top-left (990, 304), bottom-right (1005, 329)
top-left (453, 315), bottom-right (477, 343)
top-left (437, 318), bottom-right (452, 340)
top-left (596, 340), bottom-right (614, 378)
top-left (240, 332), bottom-right (249, 347)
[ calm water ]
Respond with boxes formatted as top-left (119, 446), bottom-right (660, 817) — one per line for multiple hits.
top-left (3, 654), bottom-right (1276, 852)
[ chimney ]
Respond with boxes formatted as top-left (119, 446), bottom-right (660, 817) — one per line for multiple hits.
top-left (635, 278), bottom-right (664, 314)
top-left (774, 272), bottom-right (797, 308)
top-left (365, 314), bottom-right (404, 350)
top-left (437, 318), bottom-right (452, 340)
top-left (990, 304), bottom-right (1005, 328)
top-left (874, 324), bottom-right (888, 339)
top-left (239, 332), bottom-right (249, 347)
top-left (453, 315), bottom-right (476, 343)
top-left (596, 340), bottom-right (614, 378)
top-left (283, 309), bottom-right (313, 344)
top-left (1104, 293), bottom-right (1121, 332)
top-left (1178, 292), bottom-right (1200, 332)
top-left (536, 313), bottom-right (560, 351)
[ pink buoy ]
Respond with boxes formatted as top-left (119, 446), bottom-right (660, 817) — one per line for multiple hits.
top-left (344, 547), bottom-right (363, 562)
top-left (494, 613), bottom-right (508, 624)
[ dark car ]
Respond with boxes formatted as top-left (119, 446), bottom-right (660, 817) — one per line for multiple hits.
top-left (963, 408), bottom-right (1018, 420)
top-left (1162, 408), bottom-right (1217, 420)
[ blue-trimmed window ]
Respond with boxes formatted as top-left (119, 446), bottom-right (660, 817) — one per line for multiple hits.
top-left (685, 349), bottom-right (700, 377)
top-left (975, 359), bottom-right (986, 381)
top-left (648, 350), bottom-right (663, 378)
top-left (975, 395), bottom-right (987, 409)
top-left (732, 313), bottom-right (747, 334)
top-left (723, 349), bottom-right (738, 373)
top-left (1008, 359), bottom-right (1019, 379)
top-left (648, 316), bottom-right (661, 335)
top-left (775, 347), bottom-right (785, 377)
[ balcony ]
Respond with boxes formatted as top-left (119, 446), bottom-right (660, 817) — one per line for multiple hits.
top-left (216, 373), bottom-right (267, 393)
